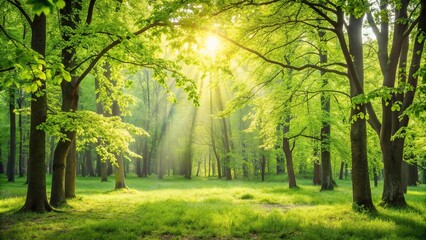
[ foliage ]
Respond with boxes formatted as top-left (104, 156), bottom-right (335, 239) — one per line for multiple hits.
top-left (39, 110), bottom-right (148, 165)
top-left (27, 0), bottom-right (65, 15)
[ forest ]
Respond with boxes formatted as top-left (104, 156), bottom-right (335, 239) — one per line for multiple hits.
top-left (0, 0), bottom-right (425, 239)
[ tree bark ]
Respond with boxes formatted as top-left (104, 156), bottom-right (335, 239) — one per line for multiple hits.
top-left (210, 85), bottom-right (222, 178)
top-left (216, 85), bottom-right (232, 180)
top-left (50, 85), bottom-right (78, 207)
top-left (407, 163), bottom-right (418, 186)
top-left (7, 88), bottom-right (16, 182)
top-left (313, 160), bottom-right (321, 185)
top-left (21, 13), bottom-right (52, 212)
top-left (401, 162), bottom-right (409, 193)
top-left (115, 155), bottom-right (126, 189)
top-left (113, 100), bottom-right (126, 189)
top-left (380, 1), bottom-right (425, 207)
top-left (85, 147), bottom-right (95, 176)
top-left (65, 138), bottom-right (76, 198)
top-left (373, 166), bottom-right (379, 188)
top-left (346, 14), bottom-right (374, 210)
top-left (17, 91), bottom-right (25, 177)
top-left (94, 76), bottom-right (108, 182)
top-left (319, 29), bottom-right (333, 191)
top-left (49, 136), bottom-right (55, 174)
top-left (50, 0), bottom-right (82, 208)
top-left (135, 138), bottom-right (142, 177)
top-left (283, 119), bottom-right (297, 188)
top-left (260, 153), bottom-right (266, 182)
top-left (339, 161), bottom-right (345, 180)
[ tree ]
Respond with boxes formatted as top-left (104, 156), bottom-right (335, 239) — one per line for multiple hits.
top-left (17, 89), bottom-right (27, 178)
top-left (318, 27), bottom-right (333, 191)
top-left (365, 0), bottom-right (426, 207)
top-left (48, 0), bottom-right (200, 206)
top-left (112, 100), bottom-right (126, 189)
top-left (7, 87), bottom-right (16, 182)
top-left (21, 12), bottom-right (53, 212)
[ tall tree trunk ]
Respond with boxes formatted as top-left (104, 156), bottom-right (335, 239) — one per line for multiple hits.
top-left (115, 155), bottom-right (126, 189)
top-left (7, 88), bottom-right (16, 182)
top-left (158, 101), bottom-right (168, 179)
top-left (141, 71), bottom-right (151, 177)
top-left (216, 86), bottom-right (232, 180)
top-left (85, 147), bottom-right (95, 177)
top-left (21, 13), bottom-right (52, 212)
top-left (112, 96), bottom-right (126, 189)
top-left (210, 85), bottom-right (221, 178)
top-left (380, 1), bottom-right (425, 207)
top-left (50, 0), bottom-right (82, 208)
top-left (100, 160), bottom-right (108, 182)
top-left (260, 153), bottom-right (266, 182)
top-left (135, 138), bottom-right (142, 177)
top-left (208, 151), bottom-right (211, 177)
top-left (373, 166), bottom-right (379, 187)
top-left (142, 139), bottom-right (149, 177)
top-left (346, 14), bottom-right (374, 210)
top-left (95, 76), bottom-right (108, 182)
top-left (65, 138), bottom-right (76, 198)
top-left (401, 162), bottom-right (409, 193)
top-left (49, 136), bottom-right (55, 174)
top-left (339, 161), bottom-right (345, 180)
top-left (407, 163), bottom-right (418, 186)
top-left (0, 146), bottom-right (3, 174)
top-left (319, 29), bottom-right (333, 191)
top-left (276, 142), bottom-right (285, 175)
top-left (50, 86), bottom-right (78, 207)
top-left (313, 160), bottom-right (322, 185)
top-left (423, 161), bottom-right (426, 184)
top-left (183, 78), bottom-right (203, 179)
top-left (17, 92), bottom-right (25, 177)
top-left (283, 120), bottom-right (297, 188)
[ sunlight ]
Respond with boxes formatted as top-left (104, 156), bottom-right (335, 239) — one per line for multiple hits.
top-left (206, 35), bottom-right (219, 51)
top-left (205, 35), bottom-right (220, 56)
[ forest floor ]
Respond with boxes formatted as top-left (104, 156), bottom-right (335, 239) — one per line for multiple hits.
top-left (0, 174), bottom-right (425, 239)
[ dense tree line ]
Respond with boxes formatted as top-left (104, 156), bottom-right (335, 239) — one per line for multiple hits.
top-left (0, 0), bottom-right (425, 213)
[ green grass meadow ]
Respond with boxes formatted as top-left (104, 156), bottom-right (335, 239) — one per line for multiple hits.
top-left (0, 174), bottom-right (425, 239)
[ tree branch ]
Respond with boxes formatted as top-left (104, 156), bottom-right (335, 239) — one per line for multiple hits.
top-left (365, 102), bottom-right (381, 135)
top-left (0, 23), bottom-right (29, 49)
top-left (71, 21), bottom-right (166, 95)
top-left (295, 89), bottom-right (350, 98)
top-left (405, 161), bottom-right (426, 171)
top-left (366, 12), bottom-right (381, 40)
top-left (207, 29), bottom-right (348, 77)
top-left (0, 67), bottom-right (15, 72)
top-left (85, 0), bottom-right (96, 25)
top-left (403, 15), bottom-right (421, 39)
top-left (287, 126), bottom-right (320, 141)
top-left (300, 0), bottom-right (338, 27)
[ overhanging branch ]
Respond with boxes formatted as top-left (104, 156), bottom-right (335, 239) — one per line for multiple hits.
top-left (205, 29), bottom-right (348, 77)
top-left (71, 21), bottom-right (167, 95)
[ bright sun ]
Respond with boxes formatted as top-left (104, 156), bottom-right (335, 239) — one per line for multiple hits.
top-left (205, 35), bottom-right (220, 53)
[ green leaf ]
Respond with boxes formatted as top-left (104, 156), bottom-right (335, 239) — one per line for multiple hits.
top-left (36, 71), bottom-right (46, 80)
top-left (31, 83), bottom-right (38, 93)
top-left (62, 71), bottom-right (71, 82)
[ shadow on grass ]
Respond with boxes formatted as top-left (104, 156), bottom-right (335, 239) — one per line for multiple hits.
top-left (15, 198), bottom-right (423, 240)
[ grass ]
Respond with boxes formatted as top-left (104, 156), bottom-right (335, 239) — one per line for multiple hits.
top-left (0, 174), bottom-right (425, 239)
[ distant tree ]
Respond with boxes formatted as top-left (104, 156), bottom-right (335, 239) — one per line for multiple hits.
top-left (16, 89), bottom-right (27, 177)
top-left (7, 87), bottom-right (16, 182)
